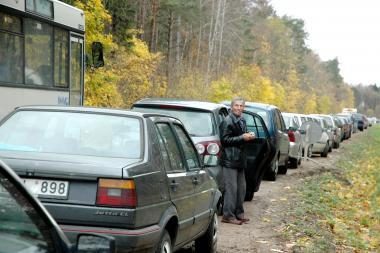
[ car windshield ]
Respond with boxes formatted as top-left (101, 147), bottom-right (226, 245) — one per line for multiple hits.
top-left (0, 111), bottom-right (142, 158)
top-left (0, 171), bottom-right (55, 253)
top-left (133, 107), bottom-right (215, 137)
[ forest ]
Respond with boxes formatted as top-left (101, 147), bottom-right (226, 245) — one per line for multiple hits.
top-left (62, 0), bottom-right (380, 117)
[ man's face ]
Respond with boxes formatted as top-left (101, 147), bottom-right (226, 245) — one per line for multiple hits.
top-left (231, 101), bottom-right (244, 117)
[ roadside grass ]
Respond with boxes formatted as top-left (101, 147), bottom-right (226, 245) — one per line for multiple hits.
top-left (284, 126), bottom-right (380, 252)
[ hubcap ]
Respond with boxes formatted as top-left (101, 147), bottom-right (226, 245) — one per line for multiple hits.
top-left (273, 159), bottom-right (278, 174)
top-left (162, 241), bottom-right (171, 253)
top-left (212, 213), bottom-right (218, 243)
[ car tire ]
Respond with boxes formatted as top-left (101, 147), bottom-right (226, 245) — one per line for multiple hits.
top-left (266, 158), bottom-right (278, 181)
top-left (195, 213), bottom-right (218, 253)
top-left (155, 230), bottom-right (172, 253)
top-left (289, 157), bottom-right (298, 168)
top-left (278, 160), bottom-right (288, 174)
top-left (216, 197), bottom-right (223, 216)
top-left (321, 144), bottom-right (329, 157)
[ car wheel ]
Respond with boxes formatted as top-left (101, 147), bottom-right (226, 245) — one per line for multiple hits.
top-left (278, 159), bottom-right (288, 174)
top-left (155, 230), bottom-right (172, 253)
top-left (217, 197), bottom-right (223, 216)
top-left (321, 143), bottom-right (329, 157)
top-left (266, 158), bottom-right (278, 181)
top-left (195, 213), bottom-right (218, 253)
top-left (289, 157), bottom-right (298, 169)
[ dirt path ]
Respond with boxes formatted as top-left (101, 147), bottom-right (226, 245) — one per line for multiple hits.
top-left (216, 139), bottom-right (351, 253)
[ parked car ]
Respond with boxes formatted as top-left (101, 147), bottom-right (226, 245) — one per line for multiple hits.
top-left (308, 115), bottom-right (330, 157)
top-left (132, 99), bottom-right (227, 187)
top-left (0, 106), bottom-right (221, 253)
top-left (132, 99), bottom-right (274, 201)
top-left (0, 160), bottom-right (115, 253)
top-left (236, 102), bottom-right (290, 181)
top-left (336, 114), bottom-right (353, 139)
top-left (291, 113), bottom-right (314, 157)
top-left (310, 114), bottom-right (335, 151)
top-left (320, 114), bottom-right (341, 149)
top-left (282, 112), bottom-right (303, 168)
top-left (352, 113), bottom-right (365, 131)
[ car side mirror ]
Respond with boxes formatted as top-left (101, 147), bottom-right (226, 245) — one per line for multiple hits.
top-left (76, 234), bottom-right (115, 253)
top-left (299, 129), bottom-right (306, 135)
top-left (92, 42), bottom-right (104, 68)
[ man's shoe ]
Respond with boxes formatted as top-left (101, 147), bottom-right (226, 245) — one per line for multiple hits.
top-left (237, 216), bottom-right (250, 223)
top-left (221, 217), bottom-right (243, 225)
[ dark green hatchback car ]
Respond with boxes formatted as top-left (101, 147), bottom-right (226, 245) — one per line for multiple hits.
top-left (0, 106), bottom-right (221, 253)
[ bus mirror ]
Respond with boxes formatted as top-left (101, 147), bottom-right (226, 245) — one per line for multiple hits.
top-left (92, 42), bottom-right (104, 68)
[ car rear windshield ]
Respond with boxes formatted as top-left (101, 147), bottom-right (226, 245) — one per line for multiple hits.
top-left (0, 111), bottom-right (142, 158)
top-left (282, 115), bottom-right (292, 129)
top-left (320, 116), bottom-right (333, 127)
top-left (133, 107), bottom-right (215, 137)
top-left (245, 108), bottom-right (269, 126)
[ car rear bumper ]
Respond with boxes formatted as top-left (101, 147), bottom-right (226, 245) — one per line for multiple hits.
top-left (288, 142), bottom-right (300, 159)
top-left (312, 142), bottom-right (326, 153)
top-left (60, 223), bottom-right (161, 253)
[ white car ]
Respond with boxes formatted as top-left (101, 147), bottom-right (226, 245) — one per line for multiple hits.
top-left (308, 115), bottom-right (331, 157)
top-left (282, 112), bottom-right (303, 168)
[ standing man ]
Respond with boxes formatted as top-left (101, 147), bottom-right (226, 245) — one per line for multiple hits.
top-left (220, 97), bottom-right (255, 225)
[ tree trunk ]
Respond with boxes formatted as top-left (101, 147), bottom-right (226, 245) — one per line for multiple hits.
top-left (149, 0), bottom-right (159, 52)
top-left (166, 10), bottom-right (174, 90)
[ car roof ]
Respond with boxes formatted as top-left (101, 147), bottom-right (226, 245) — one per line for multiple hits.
top-left (13, 105), bottom-right (163, 118)
top-left (133, 98), bottom-right (228, 111)
top-left (244, 101), bottom-right (279, 110)
top-left (221, 101), bottom-right (279, 110)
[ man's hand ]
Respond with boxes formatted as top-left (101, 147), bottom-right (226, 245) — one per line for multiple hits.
top-left (242, 133), bottom-right (255, 141)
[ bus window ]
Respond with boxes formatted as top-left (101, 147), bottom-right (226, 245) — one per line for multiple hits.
top-left (70, 37), bottom-right (83, 105)
top-left (0, 12), bottom-right (23, 84)
top-left (25, 19), bottom-right (53, 86)
top-left (54, 28), bottom-right (69, 88)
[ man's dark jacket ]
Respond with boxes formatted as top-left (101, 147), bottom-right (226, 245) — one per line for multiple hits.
top-left (219, 113), bottom-right (248, 169)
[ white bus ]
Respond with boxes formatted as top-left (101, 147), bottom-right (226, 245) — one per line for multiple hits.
top-left (0, 0), bottom-right (86, 119)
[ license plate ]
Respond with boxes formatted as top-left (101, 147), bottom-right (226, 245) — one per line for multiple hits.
top-left (22, 178), bottom-right (69, 199)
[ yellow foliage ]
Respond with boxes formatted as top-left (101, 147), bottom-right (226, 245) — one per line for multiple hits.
top-left (272, 81), bottom-right (286, 109)
top-left (317, 95), bottom-right (332, 113)
top-left (84, 68), bottom-right (123, 107)
top-left (303, 92), bottom-right (317, 113)
top-left (74, 0), bottom-right (115, 52)
top-left (114, 37), bottom-right (167, 107)
top-left (209, 78), bottom-right (233, 103)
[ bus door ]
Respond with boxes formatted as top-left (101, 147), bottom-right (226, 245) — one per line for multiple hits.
top-left (70, 35), bottom-right (84, 106)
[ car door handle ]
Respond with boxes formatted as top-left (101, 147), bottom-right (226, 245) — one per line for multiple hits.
top-left (192, 178), bottom-right (199, 185)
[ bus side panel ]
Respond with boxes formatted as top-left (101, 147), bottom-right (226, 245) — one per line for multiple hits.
top-left (0, 87), bottom-right (69, 119)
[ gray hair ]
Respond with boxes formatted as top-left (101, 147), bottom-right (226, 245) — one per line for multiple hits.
top-left (231, 97), bottom-right (245, 107)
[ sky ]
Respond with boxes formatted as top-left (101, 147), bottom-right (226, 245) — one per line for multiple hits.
top-left (270, 0), bottom-right (380, 86)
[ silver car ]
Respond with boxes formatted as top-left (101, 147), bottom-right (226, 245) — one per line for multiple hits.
top-left (308, 115), bottom-right (331, 157)
top-left (282, 112), bottom-right (303, 168)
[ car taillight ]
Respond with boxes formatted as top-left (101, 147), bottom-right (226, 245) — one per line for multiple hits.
top-left (195, 143), bottom-right (206, 154)
top-left (96, 179), bottom-right (137, 208)
top-left (288, 131), bottom-right (296, 142)
top-left (196, 141), bottom-right (221, 155)
top-left (207, 142), bottom-right (220, 155)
